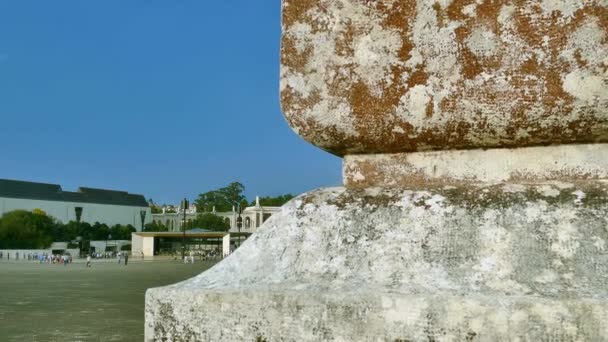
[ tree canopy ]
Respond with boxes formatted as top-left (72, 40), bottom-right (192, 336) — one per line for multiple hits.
top-left (0, 210), bottom-right (138, 249)
top-left (143, 220), bottom-right (169, 232)
top-left (195, 182), bottom-right (247, 212)
top-left (0, 210), bottom-right (54, 249)
top-left (191, 213), bottom-right (230, 232)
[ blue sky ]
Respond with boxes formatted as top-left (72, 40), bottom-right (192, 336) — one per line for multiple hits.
top-left (0, 1), bottom-right (341, 204)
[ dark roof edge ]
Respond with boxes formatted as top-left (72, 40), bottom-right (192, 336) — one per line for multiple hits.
top-left (0, 179), bottom-right (148, 207)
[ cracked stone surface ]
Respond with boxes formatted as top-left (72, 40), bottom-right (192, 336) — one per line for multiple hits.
top-left (280, 0), bottom-right (608, 156)
top-left (147, 185), bottom-right (608, 341)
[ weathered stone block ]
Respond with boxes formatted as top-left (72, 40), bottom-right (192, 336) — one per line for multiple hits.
top-left (280, 1), bottom-right (608, 155)
top-left (147, 184), bottom-right (608, 341)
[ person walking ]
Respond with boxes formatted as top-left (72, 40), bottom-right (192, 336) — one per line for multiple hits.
top-left (118, 252), bottom-right (122, 264)
top-left (86, 255), bottom-right (91, 268)
top-left (124, 253), bottom-right (128, 266)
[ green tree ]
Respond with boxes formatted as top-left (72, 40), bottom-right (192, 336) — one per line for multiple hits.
top-left (144, 221), bottom-right (169, 232)
top-left (150, 205), bottom-right (163, 214)
top-left (148, 198), bottom-right (163, 213)
top-left (91, 222), bottom-right (110, 240)
top-left (195, 182), bottom-right (247, 212)
top-left (0, 210), bottom-right (53, 249)
top-left (253, 194), bottom-right (295, 207)
top-left (191, 213), bottom-right (230, 232)
top-left (109, 224), bottom-right (136, 240)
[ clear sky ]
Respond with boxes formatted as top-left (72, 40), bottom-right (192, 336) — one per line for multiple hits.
top-left (0, 1), bottom-right (342, 204)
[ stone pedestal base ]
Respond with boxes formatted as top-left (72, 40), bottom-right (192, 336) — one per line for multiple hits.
top-left (148, 290), bottom-right (608, 341)
top-left (146, 183), bottom-right (608, 341)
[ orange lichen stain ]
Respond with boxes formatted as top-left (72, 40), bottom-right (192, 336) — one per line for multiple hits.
top-left (432, 2), bottom-right (445, 28)
top-left (280, 37), bottom-right (312, 73)
top-left (573, 50), bottom-right (588, 68)
top-left (476, 0), bottom-right (503, 34)
top-left (590, 6), bottom-right (608, 38)
top-left (349, 80), bottom-right (401, 120)
top-left (281, 0), bottom-right (316, 27)
top-left (513, 4), bottom-right (546, 47)
top-left (407, 66), bottom-right (429, 88)
top-left (335, 22), bottom-right (356, 57)
top-left (544, 68), bottom-right (572, 108)
top-left (425, 96), bottom-right (435, 118)
top-left (447, 0), bottom-right (475, 21)
top-left (520, 56), bottom-right (539, 74)
top-left (455, 26), bottom-right (483, 79)
top-left (380, 0), bottom-right (416, 61)
top-left (280, 86), bottom-right (322, 122)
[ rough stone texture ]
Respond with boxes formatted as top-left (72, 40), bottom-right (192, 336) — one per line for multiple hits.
top-left (147, 185), bottom-right (608, 341)
top-left (146, 1), bottom-right (608, 340)
top-left (280, 0), bottom-right (608, 156)
top-left (344, 143), bottom-right (608, 188)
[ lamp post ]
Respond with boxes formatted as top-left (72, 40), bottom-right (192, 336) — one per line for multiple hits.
top-left (74, 207), bottom-right (83, 256)
top-left (236, 204), bottom-right (243, 247)
top-left (76, 236), bottom-right (82, 257)
top-left (107, 234), bottom-right (112, 256)
top-left (181, 198), bottom-right (189, 260)
top-left (140, 210), bottom-right (147, 231)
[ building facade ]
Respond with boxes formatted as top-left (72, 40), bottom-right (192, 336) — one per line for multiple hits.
top-left (151, 197), bottom-right (281, 234)
top-left (0, 179), bottom-right (152, 230)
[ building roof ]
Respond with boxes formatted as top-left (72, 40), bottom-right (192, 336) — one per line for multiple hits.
top-left (0, 179), bottom-right (148, 207)
top-left (133, 231), bottom-right (251, 238)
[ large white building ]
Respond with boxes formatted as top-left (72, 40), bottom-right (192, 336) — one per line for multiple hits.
top-left (0, 179), bottom-right (152, 230)
top-left (152, 196), bottom-right (281, 234)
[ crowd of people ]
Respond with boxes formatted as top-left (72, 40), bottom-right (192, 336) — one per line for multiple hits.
top-left (0, 251), bottom-right (74, 263)
top-left (0, 251), bottom-right (74, 265)
top-left (0, 250), bottom-right (133, 267)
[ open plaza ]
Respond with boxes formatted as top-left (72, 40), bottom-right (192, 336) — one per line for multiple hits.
top-left (1, 1), bottom-right (607, 340)
top-left (0, 259), bottom-right (215, 342)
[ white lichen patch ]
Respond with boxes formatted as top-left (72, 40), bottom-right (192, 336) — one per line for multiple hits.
top-left (562, 17), bottom-right (607, 68)
top-left (563, 70), bottom-right (608, 103)
top-left (534, 269), bottom-right (559, 283)
top-left (466, 26), bottom-right (499, 58)
top-left (503, 184), bottom-right (526, 193)
top-left (592, 236), bottom-right (606, 252)
top-left (537, 185), bottom-right (560, 197)
top-left (353, 25), bottom-right (403, 97)
top-left (550, 210), bottom-right (581, 259)
top-left (391, 126), bottom-right (405, 134)
top-left (539, 0), bottom-right (586, 22)
top-left (397, 85), bottom-right (432, 126)
top-left (572, 190), bottom-right (586, 205)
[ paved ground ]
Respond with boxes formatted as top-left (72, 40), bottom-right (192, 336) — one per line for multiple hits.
top-left (0, 260), bottom-right (216, 342)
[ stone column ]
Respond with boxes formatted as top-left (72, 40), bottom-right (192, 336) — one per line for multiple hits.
top-left (146, 1), bottom-right (608, 341)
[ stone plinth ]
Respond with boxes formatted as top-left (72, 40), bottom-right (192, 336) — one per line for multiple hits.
top-left (344, 143), bottom-right (608, 188)
top-left (147, 184), bottom-right (608, 341)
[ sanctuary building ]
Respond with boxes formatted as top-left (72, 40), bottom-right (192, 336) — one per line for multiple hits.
top-left (0, 179), bottom-right (152, 230)
top-left (152, 196), bottom-right (281, 234)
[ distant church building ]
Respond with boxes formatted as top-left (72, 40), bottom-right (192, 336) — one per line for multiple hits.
top-left (152, 196), bottom-right (281, 233)
top-left (0, 179), bottom-right (152, 230)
